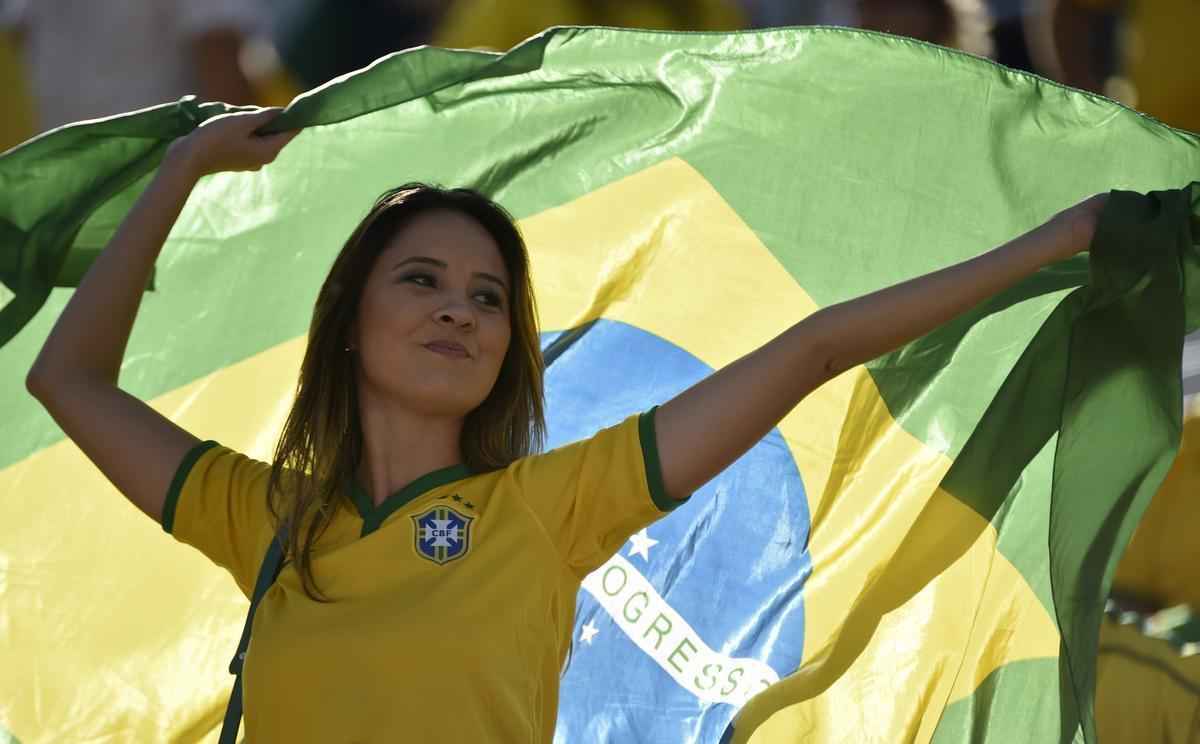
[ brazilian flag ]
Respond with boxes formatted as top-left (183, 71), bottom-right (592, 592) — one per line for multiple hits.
top-left (2, 26), bottom-right (1198, 743)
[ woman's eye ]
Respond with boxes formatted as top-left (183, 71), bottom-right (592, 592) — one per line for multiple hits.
top-left (402, 273), bottom-right (436, 287)
top-left (474, 291), bottom-right (503, 309)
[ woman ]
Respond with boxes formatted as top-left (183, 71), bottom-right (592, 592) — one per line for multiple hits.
top-left (25, 108), bottom-right (1105, 741)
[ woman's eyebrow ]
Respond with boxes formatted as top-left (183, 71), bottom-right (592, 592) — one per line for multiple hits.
top-left (393, 256), bottom-right (509, 293)
top-left (392, 256), bottom-right (446, 271)
top-left (476, 272), bottom-right (509, 293)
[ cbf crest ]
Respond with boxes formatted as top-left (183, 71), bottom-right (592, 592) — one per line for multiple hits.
top-left (412, 505), bottom-right (473, 565)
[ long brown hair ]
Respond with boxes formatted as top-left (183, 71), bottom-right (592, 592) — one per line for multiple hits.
top-left (267, 184), bottom-right (546, 600)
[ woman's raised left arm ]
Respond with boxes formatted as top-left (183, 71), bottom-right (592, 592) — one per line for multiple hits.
top-left (654, 194), bottom-right (1106, 500)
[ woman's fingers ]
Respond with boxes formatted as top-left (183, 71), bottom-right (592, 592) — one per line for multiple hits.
top-left (197, 107), bottom-right (285, 138)
top-left (254, 129), bottom-right (301, 163)
top-left (179, 107), bottom-right (301, 175)
top-left (243, 106), bottom-right (287, 134)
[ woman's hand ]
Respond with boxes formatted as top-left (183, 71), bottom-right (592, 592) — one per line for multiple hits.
top-left (165, 107), bottom-right (300, 180)
top-left (1051, 192), bottom-right (1109, 259)
top-left (653, 190), bottom-right (1113, 499)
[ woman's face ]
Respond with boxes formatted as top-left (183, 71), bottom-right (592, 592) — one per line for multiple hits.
top-left (352, 208), bottom-right (513, 418)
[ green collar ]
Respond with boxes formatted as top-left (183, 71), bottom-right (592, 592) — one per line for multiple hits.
top-left (350, 463), bottom-right (474, 536)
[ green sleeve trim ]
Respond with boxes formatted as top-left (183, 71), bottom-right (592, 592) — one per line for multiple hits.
top-left (162, 440), bottom-right (219, 534)
top-left (638, 407), bottom-right (688, 512)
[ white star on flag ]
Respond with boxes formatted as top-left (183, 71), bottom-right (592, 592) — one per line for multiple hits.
top-left (580, 621), bottom-right (599, 644)
top-left (628, 528), bottom-right (658, 561)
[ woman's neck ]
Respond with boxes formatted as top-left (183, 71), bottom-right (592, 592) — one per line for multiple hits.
top-left (355, 393), bottom-right (464, 508)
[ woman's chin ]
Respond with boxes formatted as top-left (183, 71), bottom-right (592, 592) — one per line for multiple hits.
top-left (398, 384), bottom-right (489, 419)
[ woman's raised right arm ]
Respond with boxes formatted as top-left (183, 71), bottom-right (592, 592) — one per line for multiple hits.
top-left (25, 108), bottom-right (298, 525)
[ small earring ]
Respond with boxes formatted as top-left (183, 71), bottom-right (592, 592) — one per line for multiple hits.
top-left (344, 345), bottom-right (353, 352)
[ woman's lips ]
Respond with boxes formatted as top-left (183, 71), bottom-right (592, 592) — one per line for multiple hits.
top-left (423, 341), bottom-right (471, 359)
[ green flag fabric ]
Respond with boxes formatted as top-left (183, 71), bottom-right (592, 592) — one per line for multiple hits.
top-left (1, 25), bottom-right (1198, 743)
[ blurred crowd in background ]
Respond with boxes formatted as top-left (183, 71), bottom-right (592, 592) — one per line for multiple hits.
top-left (1, 0), bottom-right (1198, 150)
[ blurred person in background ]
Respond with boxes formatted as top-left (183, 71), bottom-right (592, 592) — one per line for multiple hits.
top-left (3, 0), bottom-right (264, 133)
top-left (735, 0), bottom-right (856, 27)
top-left (1036, 0), bottom-right (1200, 134)
top-left (859, 0), bottom-right (957, 46)
top-left (272, 0), bottom-right (452, 90)
top-left (983, 0), bottom-right (1036, 70)
top-left (856, 0), bottom-right (992, 55)
top-left (433, 0), bottom-right (746, 52)
top-left (735, 0), bottom-right (993, 55)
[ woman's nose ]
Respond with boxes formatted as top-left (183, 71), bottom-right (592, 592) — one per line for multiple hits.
top-left (435, 301), bottom-right (475, 329)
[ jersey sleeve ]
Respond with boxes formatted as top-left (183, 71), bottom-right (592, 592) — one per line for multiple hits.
top-left (511, 407), bottom-right (689, 579)
top-left (161, 440), bottom-right (274, 598)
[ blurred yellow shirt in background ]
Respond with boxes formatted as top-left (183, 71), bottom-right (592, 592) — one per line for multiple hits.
top-left (435, 0), bottom-right (745, 52)
top-left (1112, 400), bottom-right (1200, 610)
top-left (0, 31), bottom-right (34, 151)
top-left (1095, 620), bottom-right (1200, 743)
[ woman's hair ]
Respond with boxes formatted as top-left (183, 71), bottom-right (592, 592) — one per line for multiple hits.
top-left (267, 183), bottom-right (546, 600)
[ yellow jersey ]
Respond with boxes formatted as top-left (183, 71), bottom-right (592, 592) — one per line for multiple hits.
top-left (163, 409), bottom-right (684, 742)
